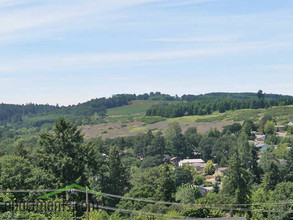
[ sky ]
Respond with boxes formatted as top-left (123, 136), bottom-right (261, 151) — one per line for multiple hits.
top-left (0, 0), bottom-right (293, 105)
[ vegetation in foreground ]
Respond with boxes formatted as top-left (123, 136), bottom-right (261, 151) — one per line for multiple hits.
top-left (0, 114), bottom-right (293, 219)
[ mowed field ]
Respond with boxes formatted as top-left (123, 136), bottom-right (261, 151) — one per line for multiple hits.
top-left (80, 101), bottom-right (293, 139)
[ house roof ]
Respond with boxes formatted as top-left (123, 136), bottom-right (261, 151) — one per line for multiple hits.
top-left (275, 125), bottom-right (286, 128)
top-left (179, 159), bottom-right (205, 163)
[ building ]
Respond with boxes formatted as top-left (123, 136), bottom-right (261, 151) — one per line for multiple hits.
top-left (178, 159), bottom-right (206, 170)
top-left (288, 121), bottom-right (293, 127)
top-left (197, 186), bottom-right (213, 195)
top-left (255, 135), bottom-right (265, 142)
top-left (275, 125), bottom-right (286, 132)
top-left (252, 131), bottom-right (260, 135)
top-left (178, 159), bottom-right (218, 171)
top-left (258, 143), bottom-right (270, 153)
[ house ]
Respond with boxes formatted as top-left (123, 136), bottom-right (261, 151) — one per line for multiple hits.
top-left (196, 185), bottom-right (214, 195)
top-left (276, 132), bottom-right (287, 138)
top-left (275, 125), bottom-right (286, 132)
top-left (178, 159), bottom-right (218, 171)
top-left (255, 135), bottom-right (265, 142)
top-left (259, 144), bottom-right (270, 153)
top-left (252, 131), bottom-right (260, 135)
top-left (288, 121), bottom-right (293, 127)
top-left (178, 159), bottom-right (206, 170)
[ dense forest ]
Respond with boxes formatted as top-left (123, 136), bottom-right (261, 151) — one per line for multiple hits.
top-left (146, 94), bottom-right (293, 118)
top-left (181, 92), bottom-right (292, 102)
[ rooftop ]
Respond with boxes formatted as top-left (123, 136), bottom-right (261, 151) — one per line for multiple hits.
top-left (179, 159), bottom-right (205, 163)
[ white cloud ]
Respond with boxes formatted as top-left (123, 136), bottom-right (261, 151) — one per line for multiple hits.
top-left (0, 0), bottom-right (166, 37)
top-left (152, 0), bottom-right (218, 7)
top-left (0, 39), bottom-right (291, 73)
top-left (147, 35), bottom-right (238, 43)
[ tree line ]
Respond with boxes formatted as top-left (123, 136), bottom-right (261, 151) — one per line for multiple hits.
top-left (2, 91), bottom-right (290, 124)
top-left (146, 97), bottom-right (293, 118)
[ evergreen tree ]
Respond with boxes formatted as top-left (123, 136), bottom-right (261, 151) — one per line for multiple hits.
top-left (285, 148), bottom-right (293, 181)
top-left (237, 133), bottom-right (261, 183)
top-left (213, 182), bottom-right (220, 194)
top-left (154, 165), bottom-right (175, 202)
top-left (262, 162), bottom-right (282, 191)
top-left (148, 131), bottom-right (165, 157)
top-left (257, 90), bottom-right (265, 99)
top-left (222, 151), bottom-right (251, 204)
top-left (106, 145), bottom-right (128, 199)
top-left (14, 141), bottom-right (28, 158)
top-left (37, 118), bottom-right (90, 187)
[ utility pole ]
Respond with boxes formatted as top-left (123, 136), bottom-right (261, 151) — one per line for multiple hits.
top-left (86, 187), bottom-right (89, 220)
top-left (71, 189), bottom-right (75, 220)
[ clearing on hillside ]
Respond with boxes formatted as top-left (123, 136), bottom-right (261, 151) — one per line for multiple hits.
top-left (81, 105), bottom-right (293, 139)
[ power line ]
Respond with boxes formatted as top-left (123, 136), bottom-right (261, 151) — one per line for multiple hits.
top-left (75, 189), bottom-right (293, 214)
top-left (1, 188), bottom-right (293, 214)
top-left (90, 204), bottom-right (189, 219)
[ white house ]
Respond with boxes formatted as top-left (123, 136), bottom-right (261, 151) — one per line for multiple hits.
top-left (288, 121), bottom-right (293, 127)
top-left (178, 159), bottom-right (206, 170)
top-left (178, 159), bottom-right (218, 171)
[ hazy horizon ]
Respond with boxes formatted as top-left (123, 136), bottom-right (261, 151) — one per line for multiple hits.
top-left (1, 91), bottom-right (290, 107)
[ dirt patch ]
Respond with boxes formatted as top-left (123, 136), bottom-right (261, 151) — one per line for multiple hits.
top-left (80, 120), bottom-right (144, 139)
top-left (80, 120), bottom-right (233, 139)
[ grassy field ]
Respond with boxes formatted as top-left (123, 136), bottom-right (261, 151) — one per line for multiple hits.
top-left (191, 105), bottom-right (293, 124)
top-left (81, 104), bottom-right (293, 139)
top-left (107, 100), bottom-right (159, 116)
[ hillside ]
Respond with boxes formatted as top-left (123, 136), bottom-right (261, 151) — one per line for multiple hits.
top-left (1, 91), bottom-right (290, 126)
top-left (1, 92), bottom-right (293, 153)
top-left (81, 102), bottom-right (293, 139)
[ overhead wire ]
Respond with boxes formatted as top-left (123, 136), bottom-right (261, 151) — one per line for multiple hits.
top-left (89, 203), bottom-right (190, 219)
top-left (74, 189), bottom-right (293, 214)
top-left (1, 188), bottom-right (293, 214)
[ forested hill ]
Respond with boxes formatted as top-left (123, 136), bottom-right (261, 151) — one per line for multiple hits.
top-left (146, 92), bottom-right (293, 118)
top-left (0, 94), bottom-right (135, 124)
top-left (0, 92), bottom-right (175, 124)
top-left (181, 92), bottom-right (292, 101)
top-left (0, 91), bottom-right (292, 124)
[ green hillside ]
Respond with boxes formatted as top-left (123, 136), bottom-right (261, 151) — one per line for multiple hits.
top-left (1, 92), bottom-right (293, 153)
top-left (107, 100), bottom-right (159, 116)
top-left (81, 104), bottom-right (293, 139)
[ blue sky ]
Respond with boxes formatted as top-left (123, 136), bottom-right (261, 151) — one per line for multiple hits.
top-left (0, 0), bottom-right (293, 105)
